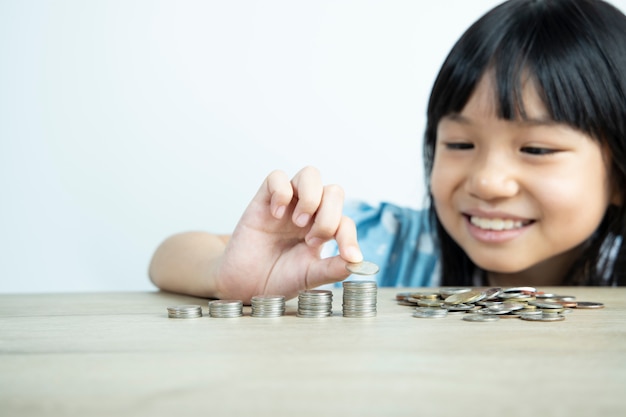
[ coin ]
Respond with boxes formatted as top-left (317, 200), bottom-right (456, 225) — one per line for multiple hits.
top-left (444, 290), bottom-right (486, 305)
top-left (529, 301), bottom-right (562, 308)
top-left (520, 313), bottom-right (565, 322)
top-left (417, 299), bottom-right (443, 308)
top-left (575, 301), bottom-right (604, 309)
top-left (413, 308), bottom-right (448, 318)
top-left (553, 300), bottom-right (578, 308)
top-left (396, 292), bottom-right (412, 301)
top-left (483, 287), bottom-right (503, 300)
top-left (443, 303), bottom-right (474, 311)
top-left (439, 288), bottom-right (472, 297)
top-left (502, 286), bottom-right (536, 293)
top-left (463, 314), bottom-right (500, 322)
top-left (345, 261), bottom-right (380, 275)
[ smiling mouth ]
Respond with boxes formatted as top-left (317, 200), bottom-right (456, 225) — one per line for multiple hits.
top-left (468, 215), bottom-right (534, 231)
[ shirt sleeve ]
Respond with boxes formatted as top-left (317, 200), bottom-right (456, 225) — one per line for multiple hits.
top-left (326, 200), bottom-right (441, 287)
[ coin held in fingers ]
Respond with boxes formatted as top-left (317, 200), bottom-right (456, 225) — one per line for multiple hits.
top-left (346, 261), bottom-right (380, 276)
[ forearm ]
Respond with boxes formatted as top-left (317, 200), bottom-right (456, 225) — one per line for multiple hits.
top-left (148, 231), bottom-right (229, 298)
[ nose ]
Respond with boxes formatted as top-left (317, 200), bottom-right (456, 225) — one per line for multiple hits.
top-left (465, 154), bottom-right (519, 201)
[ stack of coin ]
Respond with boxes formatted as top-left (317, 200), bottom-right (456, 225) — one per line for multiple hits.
top-left (167, 305), bottom-right (203, 319)
top-left (251, 295), bottom-right (286, 318)
top-left (342, 280), bottom-right (378, 318)
top-left (297, 289), bottom-right (333, 318)
top-left (208, 300), bottom-right (243, 318)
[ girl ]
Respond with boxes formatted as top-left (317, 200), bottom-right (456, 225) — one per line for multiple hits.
top-left (149, 0), bottom-right (625, 303)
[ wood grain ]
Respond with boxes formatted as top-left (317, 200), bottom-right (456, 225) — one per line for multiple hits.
top-left (1, 288), bottom-right (624, 417)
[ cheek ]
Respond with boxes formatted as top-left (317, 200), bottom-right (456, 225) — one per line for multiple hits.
top-left (429, 167), bottom-right (446, 207)
top-left (531, 168), bottom-right (610, 226)
top-left (430, 156), bottom-right (459, 203)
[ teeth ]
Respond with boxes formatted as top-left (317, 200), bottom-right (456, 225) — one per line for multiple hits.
top-left (470, 216), bottom-right (525, 231)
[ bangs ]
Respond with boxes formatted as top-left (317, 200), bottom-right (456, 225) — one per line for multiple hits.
top-left (493, 5), bottom-right (624, 140)
top-left (425, 0), bottom-right (626, 166)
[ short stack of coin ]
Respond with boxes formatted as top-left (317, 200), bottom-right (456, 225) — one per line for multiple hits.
top-left (208, 300), bottom-right (244, 318)
top-left (342, 280), bottom-right (378, 318)
top-left (297, 289), bottom-right (333, 318)
top-left (167, 305), bottom-right (203, 319)
top-left (251, 295), bottom-right (286, 318)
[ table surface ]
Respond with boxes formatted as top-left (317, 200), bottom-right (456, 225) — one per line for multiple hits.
top-left (1, 287), bottom-right (625, 417)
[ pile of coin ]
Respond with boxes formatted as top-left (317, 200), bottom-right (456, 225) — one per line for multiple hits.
top-left (251, 295), bottom-right (286, 318)
top-left (342, 280), bottom-right (378, 317)
top-left (208, 300), bottom-right (244, 318)
top-left (398, 287), bottom-right (604, 322)
top-left (167, 305), bottom-right (203, 319)
top-left (297, 289), bottom-right (334, 318)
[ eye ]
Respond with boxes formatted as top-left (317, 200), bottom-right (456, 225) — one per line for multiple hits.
top-left (444, 142), bottom-right (474, 150)
top-left (520, 146), bottom-right (558, 155)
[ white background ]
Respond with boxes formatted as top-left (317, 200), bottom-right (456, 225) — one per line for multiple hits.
top-left (2, 0), bottom-right (625, 293)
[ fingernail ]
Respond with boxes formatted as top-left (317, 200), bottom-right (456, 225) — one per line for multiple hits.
top-left (274, 205), bottom-right (286, 219)
top-left (306, 236), bottom-right (322, 247)
top-left (344, 246), bottom-right (363, 262)
top-left (295, 213), bottom-right (310, 227)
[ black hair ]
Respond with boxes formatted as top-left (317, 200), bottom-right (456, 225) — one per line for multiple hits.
top-left (424, 0), bottom-right (626, 286)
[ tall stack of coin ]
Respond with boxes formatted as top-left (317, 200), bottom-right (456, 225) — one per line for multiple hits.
top-left (167, 305), bottom-right (203, 319)
top-left (208, 300), bottom-right (243, 318)
top-left (342, 280), bottom-right (378, 317)
top-left (251, 295), bottom-right (286, 318)
top-left (297, 289), bottom-right (333, 318)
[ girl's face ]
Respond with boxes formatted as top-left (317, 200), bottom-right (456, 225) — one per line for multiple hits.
top-left (430, 73), bottom-right (617, 286)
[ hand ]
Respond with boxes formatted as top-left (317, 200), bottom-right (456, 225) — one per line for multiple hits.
top-left (214, 166), bottom-right (363, 303)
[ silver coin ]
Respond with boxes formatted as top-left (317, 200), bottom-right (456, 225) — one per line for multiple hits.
top-left (575, 301), bottom-right (604, 309)
top-left (345, 261), bottom-right (380, 275)
top-left (529, 301), bottom-right (564, 309)
top-left (548, 295), bottom-right (577, 301)
top-left (251, 294), bottom-right (285, 303)
top-left (483, 287), bottom-right (503, 300)
top-left (463, 314), bottom-right (500, 322)
top-left (502, 286), bottom-right (536, 293)
top-left (519, 310), bottom-right (542, 316)
top-left (520, 313), bottom-right (566, 322)
top-left (535, 293), bottom-right (557, 299)
top-left (167, 304), bottom-right (202, 312)
top-left (439, 288), bottom-right (472, 297)
top-left (443, 303), bottom-right (474, 311)
top-left (413, 308), bottom-right (447, 318)
top-left (444, 290), bottom-right (486, 305)
top-left (489, 302), bottom-right (525, 312)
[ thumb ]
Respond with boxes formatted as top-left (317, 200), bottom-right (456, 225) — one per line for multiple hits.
top-left (304, 255), bottom-right (353, 289)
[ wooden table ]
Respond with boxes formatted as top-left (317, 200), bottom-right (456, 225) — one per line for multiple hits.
top-left (1, 288), bottom-right (625, 417)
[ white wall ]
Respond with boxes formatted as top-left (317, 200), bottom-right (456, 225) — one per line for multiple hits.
top-left (2, 0), bottom-right (625, 293)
